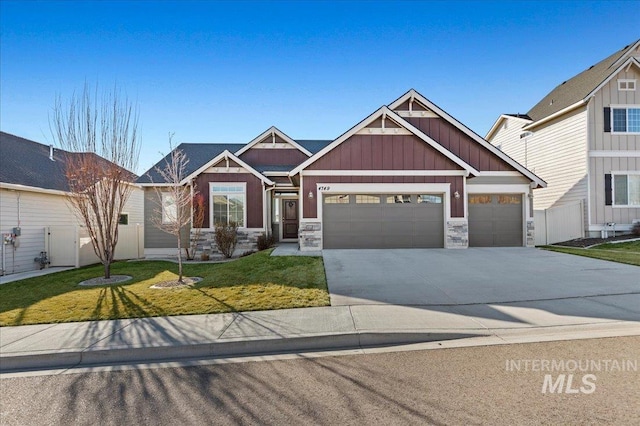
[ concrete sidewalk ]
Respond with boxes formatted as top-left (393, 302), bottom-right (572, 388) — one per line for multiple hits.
top-left (2, 295), bottom-right (640, 373)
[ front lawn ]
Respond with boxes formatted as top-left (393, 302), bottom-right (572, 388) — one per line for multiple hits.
top-left (0, 250), bottom-right (329, 326)
top-left (542, 240), bottom-right (640, 267)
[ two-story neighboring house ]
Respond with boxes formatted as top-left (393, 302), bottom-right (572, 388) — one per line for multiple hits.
top-left (486, 40), bottom-right (640, 240)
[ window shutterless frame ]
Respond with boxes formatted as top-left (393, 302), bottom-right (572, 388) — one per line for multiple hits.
top-left (610, 105), bottom-right (640, 134)
top-left (209, 182), bottom-right (247, 227)
top-left (610, 172), bottom-right (640, 207)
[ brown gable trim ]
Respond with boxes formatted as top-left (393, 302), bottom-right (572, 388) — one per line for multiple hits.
top-left (179, 150), bottom-right (274, 186)
top-left (234, 126), bottom-right (312, 157)
top-left (291, 106), bottom-right (478, 176)
top-left (389, 89), bottom-right (546, 188)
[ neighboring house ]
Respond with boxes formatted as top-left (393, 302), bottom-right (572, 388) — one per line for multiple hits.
top-left (0, 132), bottom-right (144, 275)
top-left (138, 89), bottom-right (544, 255)
top-left (486, 39), bottom-right (640, 238)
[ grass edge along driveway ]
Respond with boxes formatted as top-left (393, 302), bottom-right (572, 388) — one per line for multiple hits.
top-left (0, 249), bottom-right (329, 326)
top-left (542, 240), bottom-right (640, 267)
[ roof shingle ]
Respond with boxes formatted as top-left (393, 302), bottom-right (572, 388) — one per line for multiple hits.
top-left (527, 40), bottom-right (639, 122)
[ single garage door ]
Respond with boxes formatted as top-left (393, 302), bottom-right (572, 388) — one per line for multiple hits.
top-left (468, 194), bottom-right (523, 247)
top-left (323, 194), bottom-right (444, 249)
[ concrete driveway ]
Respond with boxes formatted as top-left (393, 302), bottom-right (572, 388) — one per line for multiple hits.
top-left (322, 248), bottom-right (640, 306)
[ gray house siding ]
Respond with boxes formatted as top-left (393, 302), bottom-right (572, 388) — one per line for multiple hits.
top-left (143, 189), bottom-right (189, 249)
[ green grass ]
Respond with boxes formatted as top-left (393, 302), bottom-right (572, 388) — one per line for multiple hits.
top-left (542, 240), bottom-right (640, 267)
top-left (0, 249), bottom-right (329, 326)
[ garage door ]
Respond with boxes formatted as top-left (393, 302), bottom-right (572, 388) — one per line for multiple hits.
top-left (323, 194), bottom-right (444, 249)
top-left (468, 194), bottom-right (523, 247)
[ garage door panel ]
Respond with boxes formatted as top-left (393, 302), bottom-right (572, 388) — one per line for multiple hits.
top-left (323, 193), bottom-right (444, 249)
top-left (469, 194), bottom-right (523, 247)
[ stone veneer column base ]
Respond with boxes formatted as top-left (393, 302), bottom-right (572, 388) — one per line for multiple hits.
top-left (526, 220), bottom-right (535, 247)
top-left (446, 220), bottom-right (468, 249)
top-left (299, 221), bottom-right (322, 251)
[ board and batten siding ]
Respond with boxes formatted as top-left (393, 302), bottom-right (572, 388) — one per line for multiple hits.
top-left (405, 116), bottom-right (516, 172)
top-left (486, 117), bottom-right (530, 165)
top-left (517, 108), bottom-right (589, 212)
top-left (587, 65), bottom-right (640, 227)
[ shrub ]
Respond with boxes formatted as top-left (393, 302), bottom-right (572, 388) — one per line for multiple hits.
top-left (632, 221), bottom-right (640, 237)
top-left (257, 233), bottom-right (276, 251)
top-left (214, 221), bottom-right (238, 258)
top-left (241, 250), bottom-right (256, 257)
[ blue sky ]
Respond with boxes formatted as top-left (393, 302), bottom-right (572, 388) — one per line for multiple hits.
top-left (1, 1), bottom-right (638, 173)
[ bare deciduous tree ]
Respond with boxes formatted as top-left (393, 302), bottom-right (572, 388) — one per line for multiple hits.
top-left (150, 137), bottom-right (193, 282)
top-left (51, 83), bottom-right (140, 279)
top-left (186, 193), bottom-right (206, 260)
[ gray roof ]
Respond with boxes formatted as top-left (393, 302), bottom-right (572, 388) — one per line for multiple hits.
top-left (0, 132), bottom-right (70, 191)
top-left (295, 139), bottom-right (332, 154)
top-left (254, 164), bottom-right (298, 173)
top-left (137, 143), bottom-right (245, 184)
top-left (505, 113), bottom-right (531, 120)
top-left (0, 131), bottom-right (137, 191)
top-left (137, 139), bottom-right (333, 184)
top-left (527, 40), bottom-right (639, 122)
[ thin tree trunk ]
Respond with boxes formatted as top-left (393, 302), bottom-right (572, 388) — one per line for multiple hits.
top-left (177, 229), bottom-right (183, 283)
top-left (104, 261), bottom-right (111, 279)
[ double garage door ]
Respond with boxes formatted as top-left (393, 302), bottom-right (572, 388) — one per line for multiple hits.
top-left (323, 194), bottom-right (444, 249)
top-left (323, 193), bottom-right (523, 249)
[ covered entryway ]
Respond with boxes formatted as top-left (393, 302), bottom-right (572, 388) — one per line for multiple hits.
top-left (323, 194), bottom-right (444, 249)
top-left (468, 194), bottom-right (523, 247)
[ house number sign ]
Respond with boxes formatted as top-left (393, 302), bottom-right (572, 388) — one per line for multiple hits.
top-left (318, 186), bottom-right (331, 191)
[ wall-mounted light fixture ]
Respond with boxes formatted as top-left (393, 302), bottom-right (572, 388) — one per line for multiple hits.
top-left (308, 191), bottom-right (314, 199)
top-left (453, 191), bottom-right (460, 199)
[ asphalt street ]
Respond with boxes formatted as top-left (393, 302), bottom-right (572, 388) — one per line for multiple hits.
top-left (2, 336), bottom-right (639, 425)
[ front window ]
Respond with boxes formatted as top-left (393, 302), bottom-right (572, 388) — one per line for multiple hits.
top-left (613, 174), bottom-right (640, 206)
top-left (211, 183), bottom-right (246, 226)
top-left (612, 107), bottom-right (640, 133)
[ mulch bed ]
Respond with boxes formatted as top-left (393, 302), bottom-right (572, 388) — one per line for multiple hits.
top-left (553, 234), bottom-right (639, 248)
top-left (78, 275), bottom-right (133, 286)
top-left (150, 277), bottom-right (203, 289)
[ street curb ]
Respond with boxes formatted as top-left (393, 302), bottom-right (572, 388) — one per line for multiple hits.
top-left (0, 331), bottom-right (477, 373)
top-left (3, 323), bottom-right (639, 374)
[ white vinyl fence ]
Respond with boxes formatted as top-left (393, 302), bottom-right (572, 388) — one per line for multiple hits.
top-left (534, 201), bottom-right (584, 245)
top-left (48, 224), bottom-right (144, 267)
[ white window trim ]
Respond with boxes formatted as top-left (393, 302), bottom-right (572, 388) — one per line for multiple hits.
top-left (610, 104), bottom-right (640, 134)
top-left (618, 79), bottom-right (637, 91)
top-left (611, 171), bottom-right (640, 208)
top-left (161, 193), bottom-right (177, 224)
top-left (209, 182), bottom-right (248, 228)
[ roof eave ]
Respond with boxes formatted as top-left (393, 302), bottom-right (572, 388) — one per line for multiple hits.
top-left (523, 99), bottom-right (588, 131)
